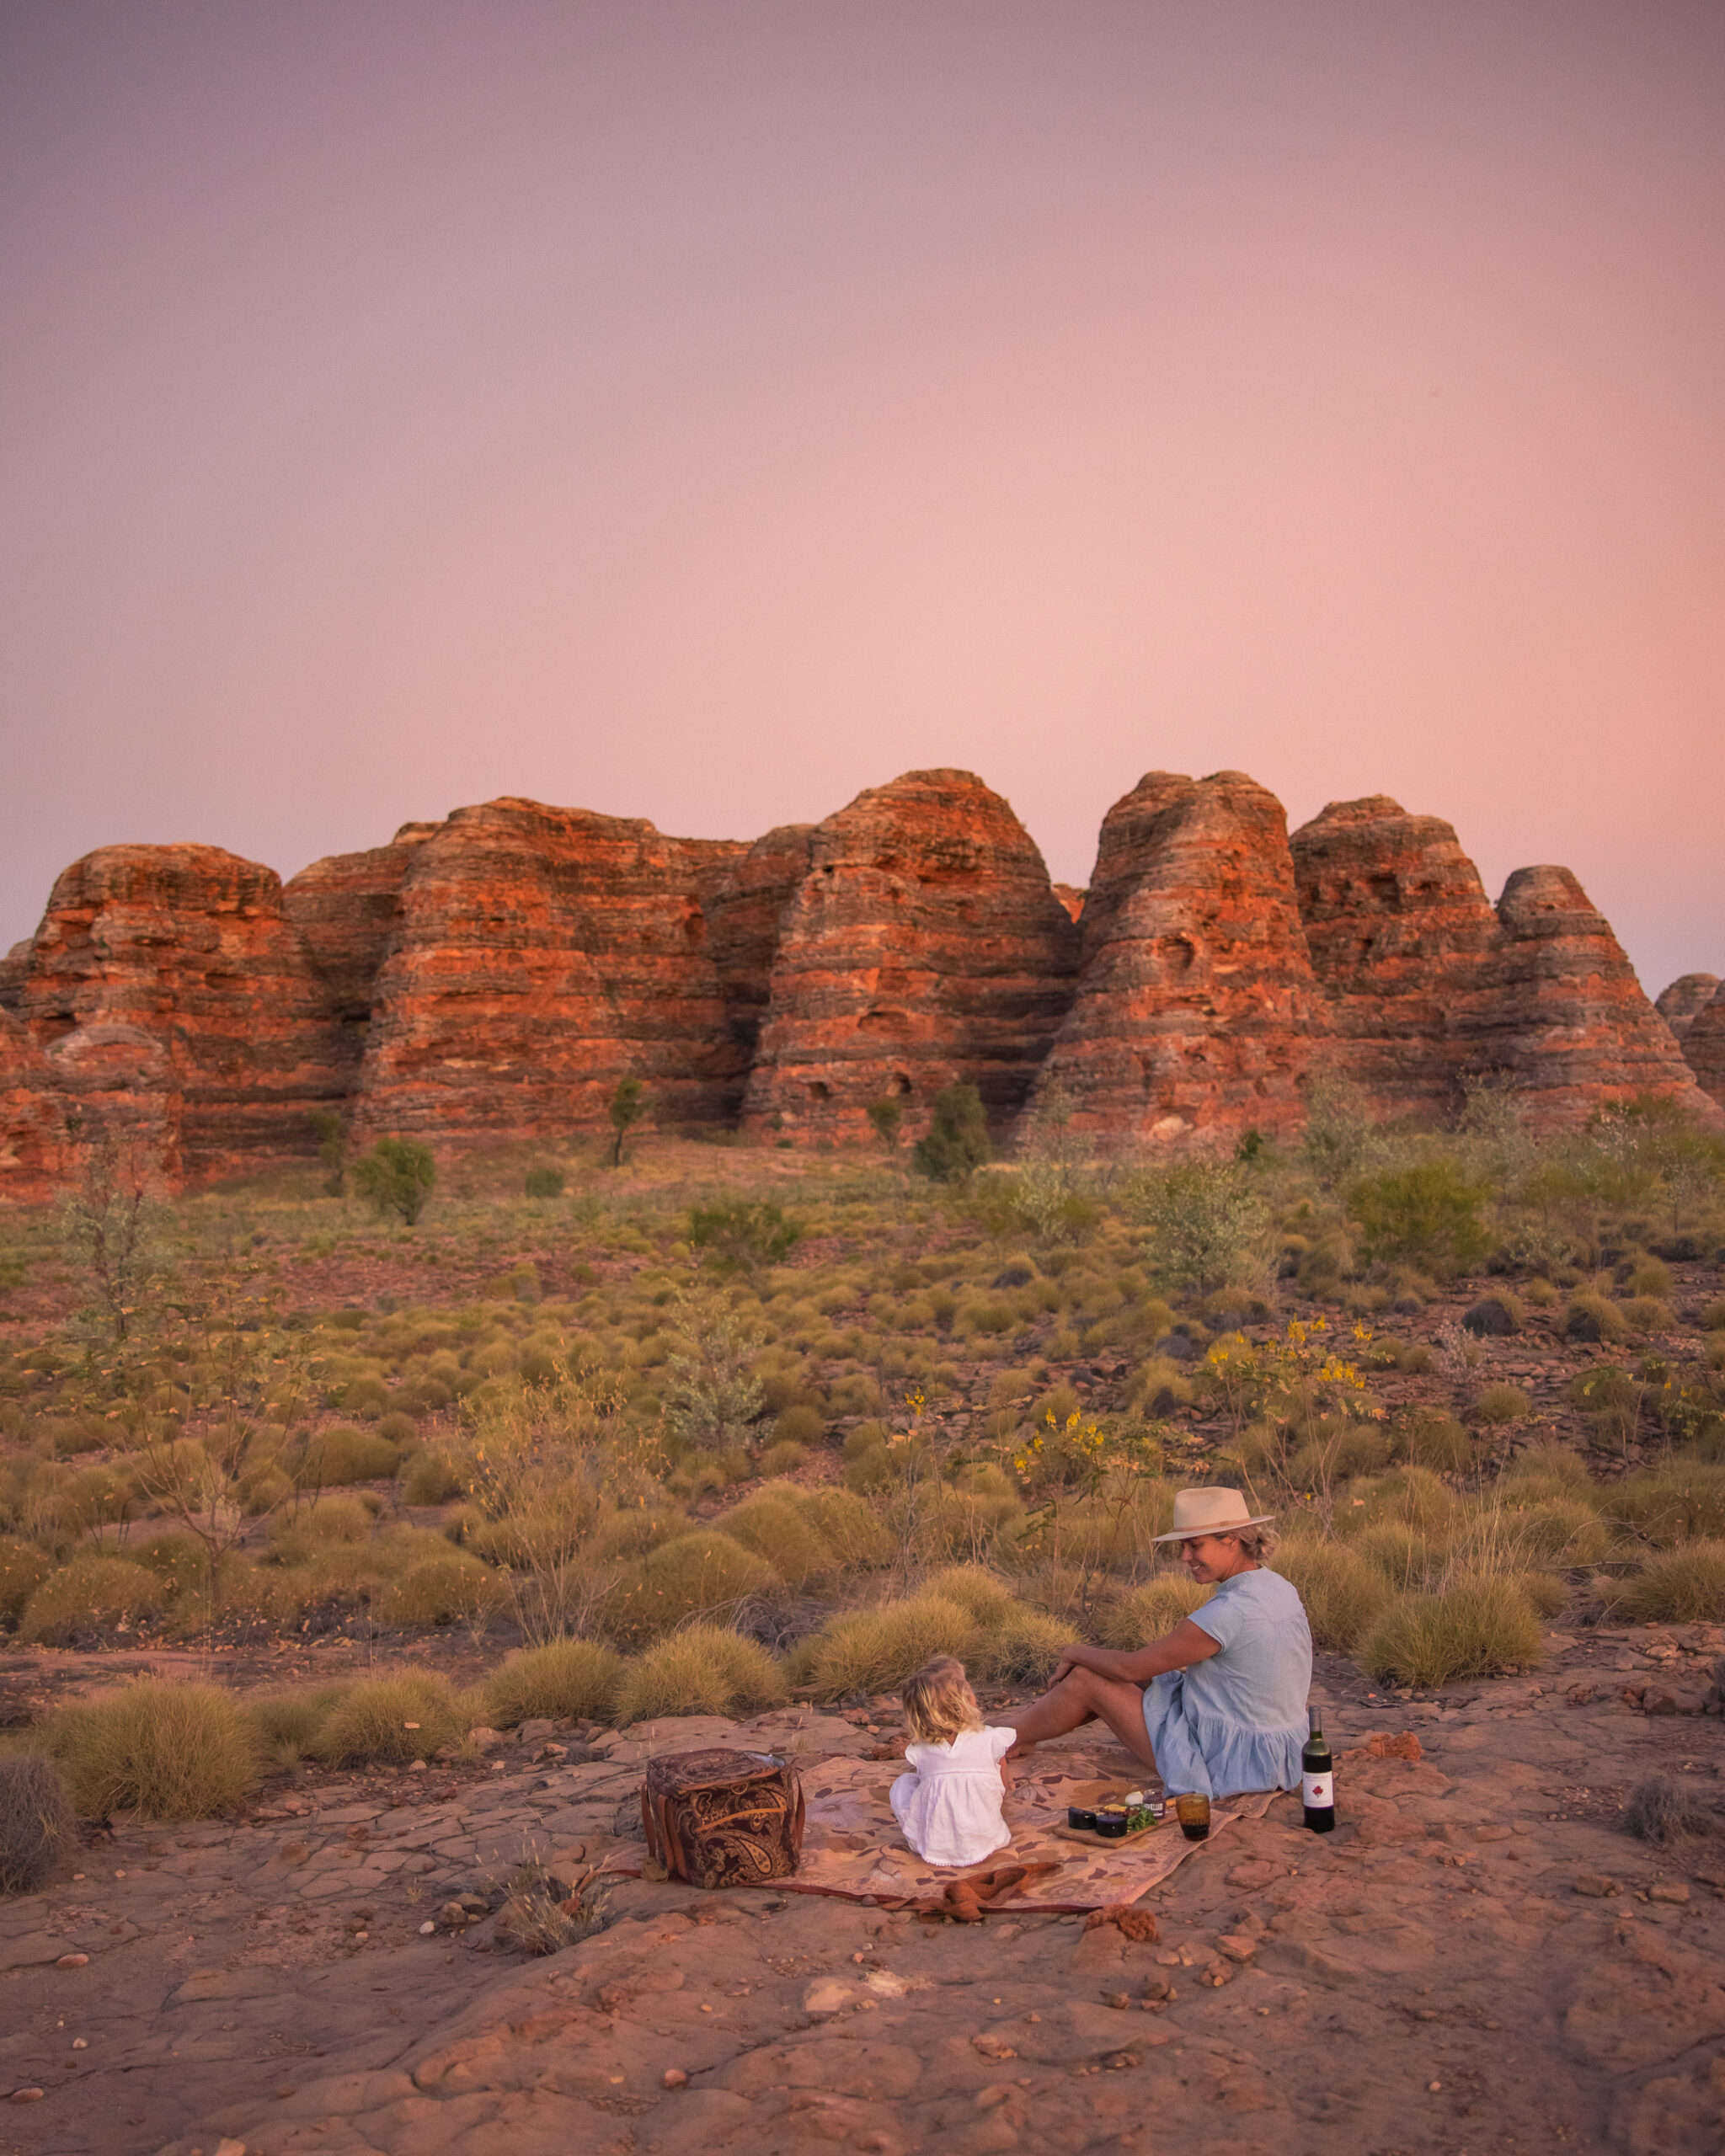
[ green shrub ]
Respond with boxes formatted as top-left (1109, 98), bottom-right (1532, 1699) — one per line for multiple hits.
top-left (1504, 1443), bottom-right (1589, 1490)
top-left (251, 1684), bottom-right (351, 1766)
top-left (1627, 1257), bottom-right (1674, 1299)
top-left (1346, 1162), bottom-right (1491, 1276)
top-left (912, 1086), bottom-right (992, 1183)
top-left (0, 1536), bottom-right (54, 1622)
top-left (613, 1624), bottom-right (788, 1723)
top-left (295, 1427), bottom-right (400, 1488)
top-left (787, 1593), bottom-right (976, 1699)
top-left (1097, 1575), bottom-right (1210, 1650)
top-left (1473, 1383), bottom-right (1531, 1426)
top-left (1273, 1541), bottom-right (1391, 1650)
top-left (1620, 1297), bottom-right (1674, 1335)
top-left (267, 1496), bottom-right (377, 1564)
top-left (353, 1137), bottom-right (436, 1225)
top-left (44, 1678), bottom-right (259, 1818)
top-left (0, 1753), bottom-right (78, 1894)
top-left (481, 1639), bottom-right (623, 1727)
top-left (1608, 1541), bottom-right (1725, 1624)
top-left (601, 1532), bottom-right (780, 1647)
top-left (524, 1166), bottom-right (565, 1199)
top-left (377, 1410), bottom-right (419, 1446)
top-left (312, 1673), bottom-right (473, 1767)
top-left (19, 1557), bottom-right (165, 1646)
top-left (772, 1402), bottom-right (825, 1446)
top-left (1362, 1574), bottom-right (1545, 1687)
top-left (402, 1448), bottom-right (467, 1506)
top-left (688, 1198), bottom-right (804, 1273)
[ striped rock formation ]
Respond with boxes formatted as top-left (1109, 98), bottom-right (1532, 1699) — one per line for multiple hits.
top-left (1656, 974), bottom-right (1722, 1043)
top-left (1026, 771), bottom-right (1322, 1145)
top-left (740, 771), bottom-right (1080, 1143)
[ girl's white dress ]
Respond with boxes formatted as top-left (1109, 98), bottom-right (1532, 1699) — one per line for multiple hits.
top-left (889, 1725), bottom-right (1015, 1867)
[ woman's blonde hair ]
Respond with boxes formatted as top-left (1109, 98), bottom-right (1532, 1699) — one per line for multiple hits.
top-left (1233, 1524), bottom-right (1278, 1562)
top-left (901, 1656), bottom-right (984, 1745)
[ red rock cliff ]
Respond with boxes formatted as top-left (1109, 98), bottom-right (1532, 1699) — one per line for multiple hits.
top-left (1026, 771), bottom-right (1322, 1145)
top-left (13, 845), bottom-right (349, 1180)
top-left (1672, 980), bottom-right (1725, 1112)
top-left (1290, 797), bottom-right (1503, 1118)
top-left (0, 1010), bottom-right (76, 1203)
top-left (1655, 974), bottom-right (1722, 1043)
top-left (352, 798), bottom-right (750, 1143)
top-left (1482, 867), bottom-right (1717, 1129)
top-left (740, 771), bottom-right (1080, 1142)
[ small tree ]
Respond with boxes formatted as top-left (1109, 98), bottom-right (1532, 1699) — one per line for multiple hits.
top-left (866, 1098), bottom-right (903, 1150)
top-left (912, 1085), bottom-right (991, 1183)
top-left (1125, 1157), bottom-right (1269, 1299)
top-left (1347, 1161), bottom-right (1491, 1278)
top-left (663, 1289), bottom-right (766, 1455)
top-left (608, 1077), bottom-right (649, 1167)
top-left (307, 1107), bottom-right (346, 1196)
top-left (352, 1137), bottom-right (436, 1225)
top-left (59, 1138), bottom-right (168, 1344)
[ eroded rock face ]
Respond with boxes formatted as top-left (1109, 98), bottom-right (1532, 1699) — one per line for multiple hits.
top-left (0, 941), bottom-right (29, 1014)
top-left (1028, 771), bottom-right (1322, 1144)
top-left (1678, 980), bottom-right (1725, 1110)
top-left (1655, 974), bottom-right (1722, 1042)
top-left (282, 823), bottom-right (440, 1088)
top-left (1290, 797), bottom-right (1505, 1118)
top-left (0, 1008), bottom-right (76, 1203)
top-left (353, 798), bottom-right (750, 1142)
top-left (703, 825), bottom-right (816, 1106)
top-left (13, 845), bottom-right (349, 1179)
top-left (740, 771), bottom-right (1080, 1141)
top-left (1484, 867), bottom-right (1717, 1129)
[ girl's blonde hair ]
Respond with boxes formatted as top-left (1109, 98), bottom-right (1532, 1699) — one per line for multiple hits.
top-left (901, 1656), bottom-right (984, 1745)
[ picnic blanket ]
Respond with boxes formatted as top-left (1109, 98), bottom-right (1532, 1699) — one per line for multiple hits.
top-left (607, 1748), bottom-right (1277, 1913)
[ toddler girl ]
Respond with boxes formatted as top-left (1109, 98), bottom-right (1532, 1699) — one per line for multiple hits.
top-left (889, 1657), bottom-right (1016, 1867)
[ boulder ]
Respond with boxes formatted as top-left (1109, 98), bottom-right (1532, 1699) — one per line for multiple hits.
top-left (740, 771), bottom-right (1080, 1143)
top-left (1654, 973), bottom-right (1721, 1043)
top-left (352, 798), bottom-right (751, 1144)
top-left (13, 845), bottom-right (349, 1182)
top-left (1025, 771), bottom-right (1322, 1144)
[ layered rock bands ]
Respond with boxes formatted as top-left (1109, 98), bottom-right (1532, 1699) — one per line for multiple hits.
top-left (1, 771), bottom-right (1715, 1198)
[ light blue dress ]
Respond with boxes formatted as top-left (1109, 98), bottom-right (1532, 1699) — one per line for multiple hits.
top-left (1140, 1566), bottom-right (1311, 1798)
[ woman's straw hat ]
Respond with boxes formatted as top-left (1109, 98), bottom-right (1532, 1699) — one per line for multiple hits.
top-left (1151, 1487), bottom-right (1276, 1543)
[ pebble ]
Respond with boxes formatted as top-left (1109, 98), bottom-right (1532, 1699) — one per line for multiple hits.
top-left (8, 2089), bottom-right (45, 2104)
top-left (662, 2068), bottom-right (687, 2089)
top-left (55, 1954), bottom-right (89, 1969)
top-left (1648, 1883), bottom-right (1690, 1904)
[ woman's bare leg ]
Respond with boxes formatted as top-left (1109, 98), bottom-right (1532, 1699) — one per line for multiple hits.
top-left (1002, 1668), bottom-right (1157, 1771)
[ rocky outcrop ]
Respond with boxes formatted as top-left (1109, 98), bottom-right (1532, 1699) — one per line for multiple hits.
top-left (352, 798), bottom-right (751, 1142)
top-left (0, 1010), bottom-right (76, 1203)
top-left (0, 942), bottom-right (29, 1014)
top-left (1053, 884), bottom-right (1086, 925)
top-left (1655, 974), bottom-right (1722, 1043)
top-left (703, 825), bottom-right (816, 1099)
top-left (1481, 867), bottom-right (1717, 1129)
top-left (741, 771), bottom-right (1080, 1140)
top-left (1028, 771), bottom-right (1322, 1144)
top-left (10, 845), bottom-right (349, 1180)
top-left (281, 823), bottom-right (440, 1090)
top-left (1290, 798), bottom-right (1507, 1118)
top-left (1677, 981), bottom-right (1725, 1111)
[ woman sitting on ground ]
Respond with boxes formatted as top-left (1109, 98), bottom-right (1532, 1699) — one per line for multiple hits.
top-left (1005, 1488), bottom-right (1312, 1798)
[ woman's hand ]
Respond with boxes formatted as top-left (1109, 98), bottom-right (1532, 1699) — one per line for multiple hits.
top-left (1049, 1644), bottom-right (1087, 1686)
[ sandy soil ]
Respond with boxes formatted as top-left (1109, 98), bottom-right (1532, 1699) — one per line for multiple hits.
top-left (4, 1630), bottom-right (1724, 2156)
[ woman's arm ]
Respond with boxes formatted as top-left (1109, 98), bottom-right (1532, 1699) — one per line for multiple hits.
top-left (1049, 1619), bottom-right (1220, 1689)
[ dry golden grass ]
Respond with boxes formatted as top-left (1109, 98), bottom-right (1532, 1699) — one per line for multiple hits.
top-left (1272, 1541), bottom-right (1391, 1650)
top-left (1361, 1574), bottom-right (1545, 1688)
top-left (1097, 1575), bottom-right (1210, 1650)
top-left (786, 1593), bottom-right (977, 1700)
top-left (0, 1535), bottom-right (56, 1621)
top-left (19, 1556), bottom-right (165, 1646)
top-left (0, 1753), bottom-right (77, 1893)
top-left (311, 1672), bottom-right (475, 1767)
top-left (44, 1678), bottom-right (259, 1819)
top-left (601, 1531), bottom-right (781, 1648)
top-left (1607, 1541), bottom-right (1725, 1623)
top-left (481, 1638), bottom-right (623, 1727)
top-left (612, 1624), bottom-right (788, 1722)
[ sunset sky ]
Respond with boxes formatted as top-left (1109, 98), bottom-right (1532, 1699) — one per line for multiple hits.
top-left (3, 2), bottom-right (1722, 995)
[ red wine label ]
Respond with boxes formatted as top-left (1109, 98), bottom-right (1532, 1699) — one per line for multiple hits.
top-left (1301, 1772), bottom-right (1334, 1808)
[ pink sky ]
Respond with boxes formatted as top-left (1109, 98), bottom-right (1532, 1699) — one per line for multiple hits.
top-left (3, 2), bottom-right (1722, 995)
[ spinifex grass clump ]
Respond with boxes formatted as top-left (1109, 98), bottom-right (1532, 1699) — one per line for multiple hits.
top-left (44, 1678), bottom-right (259, 1819)
top-left (482, 1639), bottom-right (623, 1728)
top-left (0, 1753), bottom-right (77, 1893)
top-left (787, 1593), bottom-right (976, 1700)
top-left (311, 1673), bottom-right (475, 1768)
top-left (1097, 1575), bottom-right (1210, 1650)
top-left (612, 1624), bottom-right (787, 1722)
top-left (1625, 1773), bottom-right (1716, 1845)
top-left (1272, 1541), bottom-right (1391, 1651)
top-left (1362, 1574), bottom-right (1545, 1689)
top-left (601, 1532), bottom-right (779, 1648)
top-left (1607, 1542), bottom-right (1725, 1624)
top-left (19, 1556), bottom-right (165, 1646)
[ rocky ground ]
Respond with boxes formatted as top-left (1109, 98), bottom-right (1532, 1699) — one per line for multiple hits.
top-left (4, 1626), bottom-right (1725, 2156)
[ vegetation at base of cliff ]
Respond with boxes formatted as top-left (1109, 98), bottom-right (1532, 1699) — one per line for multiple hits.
top-left (3, 1091), bottom-right (1725, 1784)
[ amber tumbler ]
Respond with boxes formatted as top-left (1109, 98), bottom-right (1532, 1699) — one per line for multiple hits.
top-left (1175, 1792), bottom-right (1210, 1842)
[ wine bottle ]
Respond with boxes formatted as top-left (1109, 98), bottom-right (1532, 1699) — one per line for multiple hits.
top-left (1301, 1706), bottom-right (1335, 1833)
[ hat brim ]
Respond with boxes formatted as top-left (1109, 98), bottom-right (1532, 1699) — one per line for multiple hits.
top-left (1151, 1513), bottom-right (1276, 1543)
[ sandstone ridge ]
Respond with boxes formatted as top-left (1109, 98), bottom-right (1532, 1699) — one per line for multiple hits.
top-left (0, 771), bottom-right (1716, 1194)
